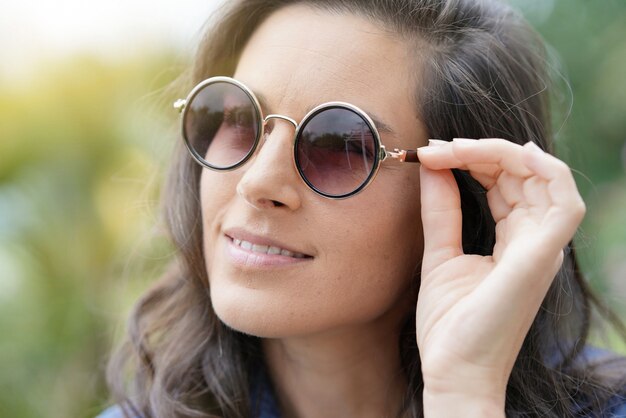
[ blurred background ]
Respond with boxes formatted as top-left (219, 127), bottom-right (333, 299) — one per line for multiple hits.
top-left (0, 0), bottom-right (625, 417)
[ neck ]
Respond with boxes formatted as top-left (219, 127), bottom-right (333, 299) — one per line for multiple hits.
top-left (262, 310), bottom-right (411, 418)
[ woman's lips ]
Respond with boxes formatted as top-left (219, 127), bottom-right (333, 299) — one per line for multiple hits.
top-left (223, 228), bottom-right (313, 267)
top-left (231, 237), bottom-right (309, 258)
top-left (223, 228), bottom-right (313, 256)
top-left (226, 236), bottom-right (313, 267)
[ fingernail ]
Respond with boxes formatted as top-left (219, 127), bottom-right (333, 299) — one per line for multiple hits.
top-left (452, 137), bottom-right (475, 143)
top-left (418, 146), bottom-right (439, 155)
top-left (525, 141), bottom-right (544, 154)
top-left (428, 139), bottom-right (449, 146)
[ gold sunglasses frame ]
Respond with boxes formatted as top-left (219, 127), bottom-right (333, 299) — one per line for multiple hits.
top-left (174, 76), bottom-right (420, 199)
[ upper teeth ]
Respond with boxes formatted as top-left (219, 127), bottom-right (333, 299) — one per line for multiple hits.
top-left (233, 238), bottom-right (307, 258)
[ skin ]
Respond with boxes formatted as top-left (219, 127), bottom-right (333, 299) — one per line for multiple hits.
top-left (199, 4), bottom-right (586, 418)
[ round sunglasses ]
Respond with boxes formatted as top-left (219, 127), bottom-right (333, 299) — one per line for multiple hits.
top-left (174, 76), bottom-right (421, 199)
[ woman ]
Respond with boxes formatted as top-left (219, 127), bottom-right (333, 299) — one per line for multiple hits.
top-left (102, 0), bottom-right (626, 416)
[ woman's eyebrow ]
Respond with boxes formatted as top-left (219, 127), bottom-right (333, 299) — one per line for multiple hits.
top-left (253, 90), bottom-right (397, 137)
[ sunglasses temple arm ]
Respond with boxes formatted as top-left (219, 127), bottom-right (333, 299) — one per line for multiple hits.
top-left (403, 150), bottom-right (419, 163)
top-left (383, 148), bottom-right (420, 163)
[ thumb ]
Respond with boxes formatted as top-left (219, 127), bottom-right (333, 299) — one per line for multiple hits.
top-left (419, 165), bottom-right (464, 276)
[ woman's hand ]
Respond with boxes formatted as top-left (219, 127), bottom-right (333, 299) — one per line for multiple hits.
top-left (415, 138), bottom-right (586, 416)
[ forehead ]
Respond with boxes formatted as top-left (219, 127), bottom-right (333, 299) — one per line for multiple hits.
top-left (232, 4), bottom-right (425, 146)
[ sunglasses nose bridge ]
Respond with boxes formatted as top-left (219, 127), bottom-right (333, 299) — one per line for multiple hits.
top-left (263, 114), bottom-right (298, 130)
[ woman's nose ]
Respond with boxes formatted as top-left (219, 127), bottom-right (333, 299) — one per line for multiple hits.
top-left (236, 120), bottom-right (303, 210)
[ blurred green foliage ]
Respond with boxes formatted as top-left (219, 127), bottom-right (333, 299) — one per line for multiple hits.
top-left (0, 1), bottom-right (625, 417)
top-left (0, 53), bottom-right (181, 417)
top-left (528, 1), bottom-right (626, 312)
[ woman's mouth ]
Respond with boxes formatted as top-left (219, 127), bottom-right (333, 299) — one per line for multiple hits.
top-left (223, 231), bottom-right (314, 268)
top-left (231, 238), bottom-right (310, 259)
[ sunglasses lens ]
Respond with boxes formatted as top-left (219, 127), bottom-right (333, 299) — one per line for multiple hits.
top-left (296, 107), bottom-right (378, 197)
top-left (183, 81), bottom-right (260, 169)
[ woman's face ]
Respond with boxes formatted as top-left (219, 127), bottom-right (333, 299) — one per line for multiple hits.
top-left (200, 4), bottom-right (428, 337)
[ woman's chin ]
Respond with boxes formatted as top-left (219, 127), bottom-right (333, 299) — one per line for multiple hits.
top-left (210, 289), bottom-right (309, 338)
top-left (210, 287), bottom-right (409, 341)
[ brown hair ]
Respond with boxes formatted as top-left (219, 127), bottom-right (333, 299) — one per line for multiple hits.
top-left (106, 0), bottom-right (626, 416)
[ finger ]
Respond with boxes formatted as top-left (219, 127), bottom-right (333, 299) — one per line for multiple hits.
top-left (486, 186), bottom-right (512, 223)
top-left (496, 171), bottom-right (526, 209)
top-left (523, 176), bottom-right (550, 219)
top-left (523, 142), bottom-right (580, 205)
top-left (419, 165), bottom-right (464, 275)
top-left (417, 138), bottom-right (534, 179)
top-left (493, 219), bottom-right (509, 260)
top-left (522, 142), bottom-right (586, 246)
